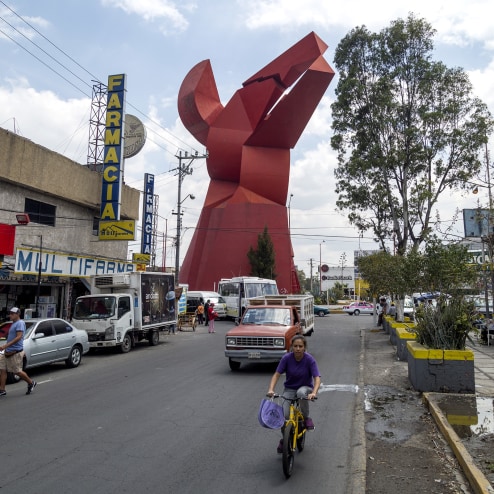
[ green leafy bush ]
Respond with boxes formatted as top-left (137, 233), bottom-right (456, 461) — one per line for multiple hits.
top-left (412, 297), bottom-right (477, 350)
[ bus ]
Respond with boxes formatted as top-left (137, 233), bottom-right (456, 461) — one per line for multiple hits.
top-left (218, 277), bottom-right (279, 319)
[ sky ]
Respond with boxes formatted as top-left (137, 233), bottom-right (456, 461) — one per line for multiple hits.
top-left (1, 0), bottom-right (494, 279)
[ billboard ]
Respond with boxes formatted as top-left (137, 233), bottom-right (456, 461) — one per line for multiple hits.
top-left (100, 74), bottom-right (126, 224)
top-left (141, 173), bottom-right (155, 255)
top-left (463, 209), bottom-right (494, 237)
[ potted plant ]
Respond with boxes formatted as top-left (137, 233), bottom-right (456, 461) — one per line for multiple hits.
top-left (407, 296), bottom-right (477, 393)
top-left (405, 239), bottom-right (479, 392)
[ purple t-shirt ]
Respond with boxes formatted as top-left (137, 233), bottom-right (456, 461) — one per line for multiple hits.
top-left (276, 352), bottom-right (320, 390)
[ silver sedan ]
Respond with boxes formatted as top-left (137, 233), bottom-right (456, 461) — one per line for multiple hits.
top-left (22, 318), bottom-right (90, 369)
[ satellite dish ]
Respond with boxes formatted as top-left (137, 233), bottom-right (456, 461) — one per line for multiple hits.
top-left (123, 115), bottom-right (146, 158)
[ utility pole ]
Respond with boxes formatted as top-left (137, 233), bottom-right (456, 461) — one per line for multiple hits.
top-left (172, 150), bottom-right (207, 285)
top-left (309, 258), bottom-right (314, 293)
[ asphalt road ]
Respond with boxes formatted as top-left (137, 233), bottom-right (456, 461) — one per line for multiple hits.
top-left (1, 314), bottom-right (364, 494)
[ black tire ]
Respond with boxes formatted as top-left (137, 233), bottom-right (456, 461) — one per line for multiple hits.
top-left (282, 423), bottom-right (295, 478)
top-left (317, 311), bottom-right (325, 317)
top-left (229, 358), bottom-right (241, 371)
top-left (354, 309), bottom-right (361, 316)
top-left (118, 333), bottom-right (132, 353)
top-left (149, 330), bottom-right (159, 346)
top-left (6, 372), bottom-right (20, 385)
top-left (65, 345), bottom-right (82, 368)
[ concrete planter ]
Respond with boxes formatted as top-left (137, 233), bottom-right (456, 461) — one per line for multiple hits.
top-left (382, 315), bottom-right (391, 334)
top-left (395, 326), bottom-right (416, 361)
top-left (407, 341), bottom-right (475, 393)
top-left (389, 321), bottom-right (415, 346)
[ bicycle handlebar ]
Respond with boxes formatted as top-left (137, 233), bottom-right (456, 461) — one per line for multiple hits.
top-left (266, 393), bottom-right (317, 401)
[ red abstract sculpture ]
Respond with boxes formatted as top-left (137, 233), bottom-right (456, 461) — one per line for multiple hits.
top-left (177, 32), bottom-right (334, 292)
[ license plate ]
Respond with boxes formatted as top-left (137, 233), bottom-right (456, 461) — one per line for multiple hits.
top-left (248, 351), bottom-right (261, 359)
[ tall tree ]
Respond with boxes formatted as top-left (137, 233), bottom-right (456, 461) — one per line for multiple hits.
top-left (247, 226), bottom-right (277, 279)
top-left (331, 13), bottom-right (493, 254)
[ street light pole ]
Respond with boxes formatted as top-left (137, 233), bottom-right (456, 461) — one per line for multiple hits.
top-left (288, 193), bottom-right (293, 291)
top-left (319, 240), bottom-right (325, 295)
top-left (35, 235), bottom-right (42, 317)
top-left (173, 193), bottom-right (195, 286)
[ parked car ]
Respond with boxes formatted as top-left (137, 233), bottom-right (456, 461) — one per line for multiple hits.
top-left (21, 318), bottom-right (90, 369)
top-left (0, 321), bottom-right (13, 339)
top-left (342, 301), bottom-right (374, 316)
top-left (314, 305), bottom-right (330, 317)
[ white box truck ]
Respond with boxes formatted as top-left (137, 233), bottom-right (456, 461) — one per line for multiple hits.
top-left (246, 294), bottom-right (315, 336)
top-left (72, 272), bottom-right (176, 353)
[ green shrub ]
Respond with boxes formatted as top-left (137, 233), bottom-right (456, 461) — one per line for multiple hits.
top-left (412, 297), bottom-right (477, 350)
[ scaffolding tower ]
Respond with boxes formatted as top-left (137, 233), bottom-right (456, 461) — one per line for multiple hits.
top-left (86, 80), bottom-right (107, 172)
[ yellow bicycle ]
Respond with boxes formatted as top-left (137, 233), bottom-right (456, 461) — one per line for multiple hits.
top-left (272, 394), bottom-right (316, 478)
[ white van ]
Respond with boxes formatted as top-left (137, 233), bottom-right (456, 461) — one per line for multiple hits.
top-left (186, 291), bottom-right (227, 319)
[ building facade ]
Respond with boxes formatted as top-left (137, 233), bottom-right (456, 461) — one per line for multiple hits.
top-left (0, 128), bottom-right (140, 320)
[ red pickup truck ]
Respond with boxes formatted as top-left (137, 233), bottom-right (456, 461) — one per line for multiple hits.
top-left (224, 304), bottom-right (304, 371)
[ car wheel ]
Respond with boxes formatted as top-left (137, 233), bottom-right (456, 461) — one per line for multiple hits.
top-left (354, 309), bottom-right (361, 316)
top-left (118, 333), bottom-right (132, 353)
top-left (65, 345), bottom-right (82, 368)
top-left (6, 372), bottom-right (20, 385)
top-left (317, 310), bottom-right (325, 317)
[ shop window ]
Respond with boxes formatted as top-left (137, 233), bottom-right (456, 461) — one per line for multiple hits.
top-left (92, 217), bottom-right (99, 236)
top-left (25, 198), bottom-right (56, 226)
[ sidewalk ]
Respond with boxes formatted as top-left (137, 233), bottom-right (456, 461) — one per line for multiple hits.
top-left (362, 324), bottom-right (494, 494)
top-left (469, 339), bottom-right (494, 396)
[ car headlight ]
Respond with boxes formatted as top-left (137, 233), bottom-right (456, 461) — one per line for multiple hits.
top-left (273, 338), bottom-right (284, 347)
top-left (226, 337), bottom-right (236, 345)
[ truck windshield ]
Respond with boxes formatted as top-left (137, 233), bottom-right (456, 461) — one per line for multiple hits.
top-left (73, 296), bottom-right (116, 319)
top-left (242, 307), bottom-right (291, 326)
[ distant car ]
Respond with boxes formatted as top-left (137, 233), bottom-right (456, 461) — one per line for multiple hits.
top-left (0, 321), bottom-right (13, 339)
top-left (20, 318), bottom-right (90, 369)
top-left (314, 305), bottom-right (330, 317)
top-left (342, 302), bottom-right (374, 316)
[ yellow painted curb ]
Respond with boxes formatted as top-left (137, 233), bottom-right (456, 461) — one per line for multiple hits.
top-left (424, 393), bottom-right (494, 494)
top-left (407, 341), bottom-right (474, 361)
top-left (395, 326), bottom-right (417, 339)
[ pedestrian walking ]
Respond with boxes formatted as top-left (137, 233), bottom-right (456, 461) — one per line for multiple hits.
top-left (208, 303), bottom-right (218, 333)
top-left (196, 302), bottom-right (205, 325)
top-left (0, 307), bottom-right (37, 396)
top-left (204, 300), bottom-right (210, 327)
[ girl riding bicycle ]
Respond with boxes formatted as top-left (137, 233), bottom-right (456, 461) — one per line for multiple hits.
top-left (267, 335), bottom-right (321, 452)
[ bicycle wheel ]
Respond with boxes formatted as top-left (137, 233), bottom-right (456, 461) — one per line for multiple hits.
top-left (282, 423), bottom-right (295, 478)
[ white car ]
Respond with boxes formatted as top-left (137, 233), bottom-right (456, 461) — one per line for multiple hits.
top-left (342, 302), bottom-right (374, 316)
top-left (22, 318), bottom-right (90, 369)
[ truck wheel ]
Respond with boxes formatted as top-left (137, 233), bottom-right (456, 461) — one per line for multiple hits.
top-left (149, 330), bottom-right (159, 346)
top-left (65, 345), bottom-right (82, 368)
top-left (229, 359), bottom-right (241, 371)
top-left (118, 333), bottom-right (132, 353)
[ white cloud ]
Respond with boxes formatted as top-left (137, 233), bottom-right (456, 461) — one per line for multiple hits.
top-left (0, 80), bottom-right (91, 161)
top-left (101, 0), bottom-right (192, 33)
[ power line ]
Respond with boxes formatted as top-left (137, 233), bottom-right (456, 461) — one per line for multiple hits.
top-left (0, 1), bottom-right (202, 156)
